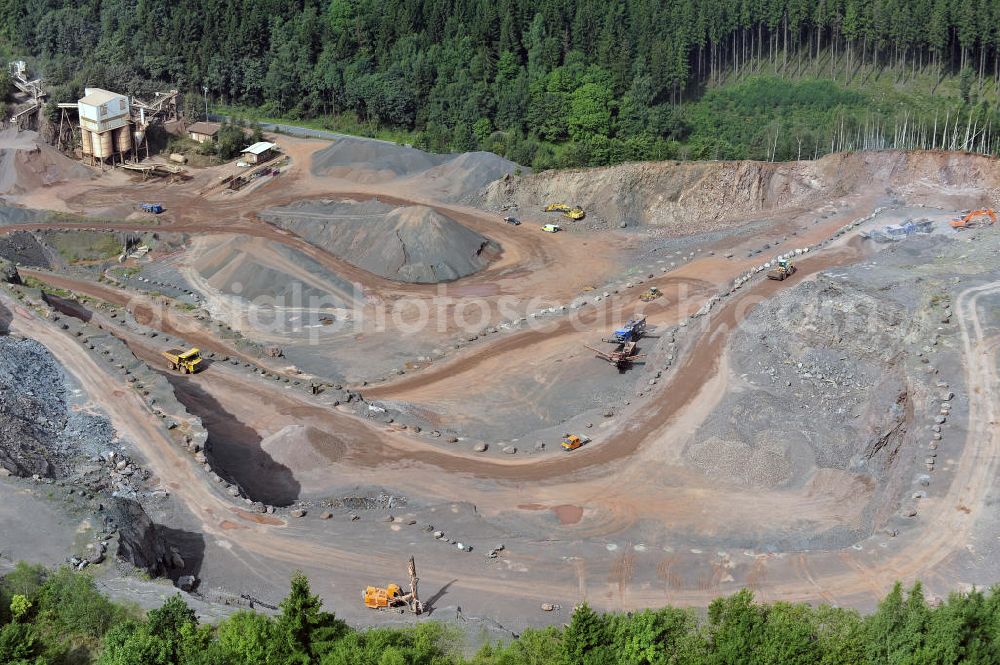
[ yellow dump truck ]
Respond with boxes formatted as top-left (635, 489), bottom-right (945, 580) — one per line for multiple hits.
top-left (162, 347), bottom-right (203, 374)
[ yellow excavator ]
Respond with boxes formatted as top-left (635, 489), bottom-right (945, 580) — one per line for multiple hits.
top-left (544, 203), bottom-right (586, 220)
top-left (162, 347), bottom-right (203, 374)
top-left (363, 556), bottom-right (423, 614)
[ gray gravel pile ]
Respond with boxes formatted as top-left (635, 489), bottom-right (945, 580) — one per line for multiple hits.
top-left (261, 199), bottom-right (499, 283)
top-left (310, 138), bottom-right (519, 202)
top-left (0, 230), bottom-right (53, 268)
top-left (0, 205), bottom-right (51, 226)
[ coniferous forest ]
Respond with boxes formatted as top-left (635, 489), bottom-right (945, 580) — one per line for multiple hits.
top-left (5, 0), bottom-right (1000, 166)
top-left (4, 562), bottom-right (1000, 664)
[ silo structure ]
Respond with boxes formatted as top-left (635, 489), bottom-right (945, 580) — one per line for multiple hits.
top-left (115, 125), bottom-right (132, 154)
top-left (77, 88), bottom-right (131, 165)
top-left (96, 130), bottom-right (114, 159)
top-left (80, 128), bottom-right (93, 156)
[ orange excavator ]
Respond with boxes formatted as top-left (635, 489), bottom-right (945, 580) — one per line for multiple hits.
top-left (950, 209), bottom-right (996, 229)
top-left (363, 556), bottom-right (422, 614)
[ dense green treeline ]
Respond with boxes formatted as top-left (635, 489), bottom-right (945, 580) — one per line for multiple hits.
top-left (5, 0), bottom-right (1000, 165)
top-left (4, 561), bottom-right (1000, 664)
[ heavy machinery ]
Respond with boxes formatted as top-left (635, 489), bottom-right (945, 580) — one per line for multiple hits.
top-left (766, 259), bottom-right (797, 281)
top-left (639, 287), bottom-right (661, 302)
top-left (162, 348), bottom-right (203, 374)
top-left (561, 434), bottom-right (591, 451)
top-left (585, 341), bottom-right (645, 370)
top-left (543, 203), bottom-right (585, 220)
top-left (363, 556), bottom-right (422, 614)
top-left (140, 203), bottom-right (164, 214)
top-left (604, 317), bottom-right (647, 344)
top-left (542, 223), bottom-right (562, 233)
top-left (950, 208), bottom-right (996, 229)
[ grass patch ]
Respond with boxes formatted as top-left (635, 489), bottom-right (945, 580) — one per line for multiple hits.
top-left (43, 231), bottom-right (122, 264)
top-left (21, 275), bottom-right (75, 299)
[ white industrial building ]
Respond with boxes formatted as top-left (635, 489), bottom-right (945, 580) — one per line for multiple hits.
top-left (78, 88), bottom-right (133, 165)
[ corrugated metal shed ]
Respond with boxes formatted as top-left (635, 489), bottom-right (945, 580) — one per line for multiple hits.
top-left (241, 141), bottom-right (276, 155)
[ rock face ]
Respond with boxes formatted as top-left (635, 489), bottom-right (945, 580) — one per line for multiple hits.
top-left (481, 150), bottom-right (1000, 232)
top-left (0, 337), bottom-right (113, 478)
top-left (0, 257), bottom-right (20, 284)
top-left (108, 496), bottom-right (170, 577)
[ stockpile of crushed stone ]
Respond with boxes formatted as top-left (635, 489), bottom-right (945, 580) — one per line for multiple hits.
top-left (310, 137), bottom-right (519, 202)
top-left (261, 199), bottom-right (499, 283)
top-left (0, 129), bottom-right (91, 195)
top-left (188, 234), bottom-right (360, 308)
top-left (0, 206), bottom-right (51, 226)
top-left (0, 230), bottom-right (54, 268)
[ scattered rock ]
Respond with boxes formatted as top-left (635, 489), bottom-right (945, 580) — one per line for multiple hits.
top-left (176, 575), bottom-right (199, 592)
top-left (290, 508), bottom-right (307, 518)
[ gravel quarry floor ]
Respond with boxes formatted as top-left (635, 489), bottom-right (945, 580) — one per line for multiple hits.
top-left (1, 131), bottom-right (999, 633)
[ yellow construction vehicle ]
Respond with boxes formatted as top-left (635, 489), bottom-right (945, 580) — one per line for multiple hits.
top-left (639, 286), bottom-right (661, 302)
top-left (561, 434), bottom-right (591, 451)
top-left (766, 259), bottom-right (797, 281)
top-left (544, 203), bottom-right (586, 220)
top-left (162, 347), bottom-right (203, 374)
top-left (363, 556), bottom-right (423, 614)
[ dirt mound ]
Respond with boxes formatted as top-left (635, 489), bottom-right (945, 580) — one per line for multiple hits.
top-left (0, 129), bottom-right (92, 195)
top-left (482, 150), bottom-right (1000, 233)
top-left (261, 199), bottom-right (499, 283)
top-left (310, 138), bottom-right (519, 202)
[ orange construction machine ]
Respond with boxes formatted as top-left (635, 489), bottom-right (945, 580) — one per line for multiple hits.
top-left (363, 556), bottom-right (423, 614)
top-left (950, 209), bottom-right (996, 229)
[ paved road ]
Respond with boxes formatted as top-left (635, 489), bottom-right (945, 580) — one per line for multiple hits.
top-left (208, 114), bottom-right (399, 145)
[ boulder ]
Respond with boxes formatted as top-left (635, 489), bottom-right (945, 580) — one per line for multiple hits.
top-left (176, 575), bottom-right (199, 592)
top-left (108, 497), bottom-right (169, 576)
top-left (0, 258), bottom-right (20, 285)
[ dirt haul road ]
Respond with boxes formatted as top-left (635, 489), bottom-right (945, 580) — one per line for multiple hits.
top-left (24, 239), bottom-right (864, 483)
top-left (7, 266), bottom-right (998, 616)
